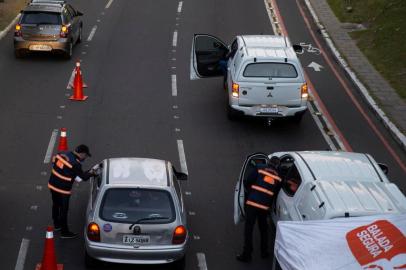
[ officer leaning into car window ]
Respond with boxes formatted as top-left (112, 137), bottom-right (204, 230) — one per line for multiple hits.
top-left (237, 156), bottom-right (282, 263)
top-left (48, 144), bottom-right (95, 239)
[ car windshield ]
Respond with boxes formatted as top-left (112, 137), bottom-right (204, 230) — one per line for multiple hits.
top-left (100, 188), bottom-right (176, 224)
top-left (21, 12), bottom-right (62, 25)
top-left (243, 63), bottom-right (298, 78)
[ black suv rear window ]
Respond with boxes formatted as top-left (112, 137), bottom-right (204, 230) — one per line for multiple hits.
top-left (100, 188), bottom-right (175, 224)
top-left (21, 12), bottom-right (62, 25)
top-left (243, 63), bottom-right (298, 78)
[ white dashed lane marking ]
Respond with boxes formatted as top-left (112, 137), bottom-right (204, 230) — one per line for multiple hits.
top-left (177, 140), bottom-right (188, 174)
top-left (14, 239), bottom-right (29, 270)
top-left (105, 0), bottom-right (114, 9)
top-left (87, 25), bottom-right (98, 42)
top-left (172, 74), bottom-right (177, 96)
top-left (177, 1), bottom-right (183, 13)
top-left (197, 253), bottom-right (208, 270)
top-left (172, 30), bottom-right (178, 47)
top-left (44, 129), bottom-right (58, 164)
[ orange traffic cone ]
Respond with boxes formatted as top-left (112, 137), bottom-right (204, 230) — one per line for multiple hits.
top-left (35, 226), bottom-right (63, 270)
top-left (57, 128), bottom-right (68, 152)
top-left (69, 61), bottom-right (88, 101)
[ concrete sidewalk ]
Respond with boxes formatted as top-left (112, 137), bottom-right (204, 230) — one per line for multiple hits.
top-left (306, 0), bottom-right (406, 149)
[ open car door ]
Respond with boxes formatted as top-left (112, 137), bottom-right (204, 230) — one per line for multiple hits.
top-left (190, 34), bottom-right (229, 80)
top-left (234, 152), bottom-right (270, 225)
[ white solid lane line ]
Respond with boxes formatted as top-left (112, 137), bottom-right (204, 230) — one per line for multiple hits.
top-left (172, 30), bottom-right (178, 47)
top-left (197, 253), bottom-right (208, 270)
top-left (87, 25), bottom-right (98, 42)
top-left (44, 129), bottom-right (58, 164)
top-left (105, 0), bottom-right (114, 9)
top-left (177, 140), bottom-right (188, 174)
top-left (177, 1), bottom-right (183, 13)
top-left (14, 238), bottom-right (29, 270)
top-left (172, 74), bottom-right (177, 96)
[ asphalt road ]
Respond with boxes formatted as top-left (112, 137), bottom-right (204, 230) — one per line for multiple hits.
top-left (0, 0), bottom-right (404, 269)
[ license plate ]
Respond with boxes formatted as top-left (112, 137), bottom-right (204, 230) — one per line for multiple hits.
top-left (29, 45), bottom-right (52, 51)
top-left (123, 235), bottom-right (150, 245)
top-left (259, 107), bottom-right (278, 114)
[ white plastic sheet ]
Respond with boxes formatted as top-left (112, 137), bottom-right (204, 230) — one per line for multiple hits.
top-left (274, 214), bottom-right (406, 270)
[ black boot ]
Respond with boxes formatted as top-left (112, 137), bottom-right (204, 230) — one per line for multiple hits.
top-left (236, 253), bottom-right (252, 262)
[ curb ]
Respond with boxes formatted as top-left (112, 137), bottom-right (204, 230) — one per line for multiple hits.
top-left (302, 0), bottom-right (406, 152)
top-left (0, 14), bottom-right (20, 41)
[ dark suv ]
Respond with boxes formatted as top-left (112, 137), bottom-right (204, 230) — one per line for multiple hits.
top-left (14, 1), bottom-right (83, 59)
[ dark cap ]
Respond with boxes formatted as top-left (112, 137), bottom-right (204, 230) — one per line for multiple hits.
top-left (75, 144), bottom-right (91, 157)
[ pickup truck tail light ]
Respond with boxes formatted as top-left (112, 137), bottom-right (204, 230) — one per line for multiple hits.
top-left (14, 24), bottom-right (22, 37)
top-left (172, 225), bottom-right (187, 244)
top-left (87, 222), bottom-right (100, 242)
top-left (232, 82), bottom-right (239, 98)
top-left (60, 25), bottom-right (69, 38)
top-left (301, 83), bottom-right (309, 99)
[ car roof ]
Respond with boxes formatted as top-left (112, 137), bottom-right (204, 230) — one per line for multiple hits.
top-left (24, 3), bottom-right (64, 13)
top-left (105, 158), bottom-right (170, 187)
top-left (293, 151), bottom-right (384, 183)
top-left (238, 35), bottom-right (298, 61)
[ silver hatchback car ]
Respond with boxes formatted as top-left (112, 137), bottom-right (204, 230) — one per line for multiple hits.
top-left (84, 158), bottom-right (188, 268)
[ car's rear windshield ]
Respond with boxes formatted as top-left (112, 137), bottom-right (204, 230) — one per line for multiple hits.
top-left (21, 12), bottom-right (62, 25)
top-left (243, 63), bottom-right (298, 78)
top-left (100, 188), bottom-right (176, 224)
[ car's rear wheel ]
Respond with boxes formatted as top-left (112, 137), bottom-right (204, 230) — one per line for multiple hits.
top-left (14, 49), bottom-right (25, 58)
top-left (84, 251), bottom-right (99, 268)
top-left (292, 110), bottom-right (306, 123)
top-left (64, 41), bottom-right (73, 59)
top-left (171, 256), bottom-right (186, 270)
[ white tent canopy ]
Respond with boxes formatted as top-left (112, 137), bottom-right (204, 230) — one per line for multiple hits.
top-left (274, 214), bottom-right (406, 270)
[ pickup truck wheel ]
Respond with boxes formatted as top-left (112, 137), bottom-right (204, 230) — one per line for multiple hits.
top-left (292, 111), bottom-right (306, 123)
top-left (171, 256), bottom-right (186, 270)
top-left (227, 106), bottom-right (240, 121)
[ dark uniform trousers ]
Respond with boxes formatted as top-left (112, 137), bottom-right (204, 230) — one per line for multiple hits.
top-left (243, 205), bottom-right (268, 254)
top-left (50, 189), bottom-right (70, 233)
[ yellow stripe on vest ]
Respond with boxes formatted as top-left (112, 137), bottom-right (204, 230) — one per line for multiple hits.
top-left (246, 200), bottom-right (269, 210)
top-left (55, 155), bottom-right (73, 168)
top-left (48, 183), bottom-right (71, 195)
top-left (258, 169), bottom-right (281, 181)
top-left (251, 185), bottom-right (274, 196)
top-left (52, 169), bottom-right (72, 182)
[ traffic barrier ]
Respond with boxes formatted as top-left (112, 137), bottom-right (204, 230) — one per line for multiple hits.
top-left (35, 226), bottom-right (63, 270)
top-left (69, 61), bottom-right (88, 101)
top-left (57, 128), bottom-right (68, 151)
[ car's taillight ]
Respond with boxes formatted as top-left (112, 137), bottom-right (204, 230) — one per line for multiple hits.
top-left (172, 225), bottom-right (187, 245)
top-left (14, 24), bottom-right (22, 37)
top-left (301, 83), bottom-right (309, 99)
top-left (87, 222), bottom-right (100, 242)
top-left (60, 25), bottom-right (69, 38)
top-left (232, 82), bottom-right (239, 98)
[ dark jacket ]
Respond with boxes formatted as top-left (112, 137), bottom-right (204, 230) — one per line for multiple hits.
top-left (48, 151), bottom-right (92, 195)
top-left (245, 167), bottom-right (281, 211)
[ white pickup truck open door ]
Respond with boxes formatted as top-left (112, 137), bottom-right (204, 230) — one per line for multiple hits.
top-left (233, 153), bottom-right (270, 225)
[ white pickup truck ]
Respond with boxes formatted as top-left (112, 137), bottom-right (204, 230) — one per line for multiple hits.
top-left (234, 151), bottom-right (406, 224)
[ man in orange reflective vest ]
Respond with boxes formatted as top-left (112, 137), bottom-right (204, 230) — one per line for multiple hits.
top-left (48, 144), bottom-right (95, 239)
top-left (237, 157), bottom-right (282, 262)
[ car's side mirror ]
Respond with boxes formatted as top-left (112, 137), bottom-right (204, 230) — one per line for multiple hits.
top-left (172, 166), bottom-right (188, 181)
top-left (293, 44), bottom-right (303, 54)
top-left (76, 11), bottom-right (83, 16)
top-left (378, 163), bottom-right (389, 175)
